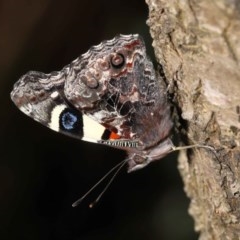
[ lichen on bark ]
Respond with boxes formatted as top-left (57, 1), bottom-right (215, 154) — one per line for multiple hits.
top-left (145, 0), bottom-right (240, 239)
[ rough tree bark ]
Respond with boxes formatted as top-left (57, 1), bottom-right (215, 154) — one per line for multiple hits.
top-left (146, 0), bottom-right (240, 239)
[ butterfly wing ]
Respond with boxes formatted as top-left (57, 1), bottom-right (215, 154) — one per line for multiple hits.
top-left (63, 34), bottom-right (172, 149)
top-left (11, 34), bottom-right (172, 152)
top-left (11, 69), bottom-right (111, 144)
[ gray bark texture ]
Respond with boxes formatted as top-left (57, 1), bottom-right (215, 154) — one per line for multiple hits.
top-left (146, 0), bottom-right (240, 239)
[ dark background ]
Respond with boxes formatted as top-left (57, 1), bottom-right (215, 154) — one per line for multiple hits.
top-left (1, 0), bottom-right (197, 239)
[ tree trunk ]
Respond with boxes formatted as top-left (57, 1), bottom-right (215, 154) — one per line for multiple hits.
top-left (145, 0), bottom-right (240, 239)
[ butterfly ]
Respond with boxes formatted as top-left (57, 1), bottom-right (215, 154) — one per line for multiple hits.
top-left (12, 34), bottom-right (213, 206)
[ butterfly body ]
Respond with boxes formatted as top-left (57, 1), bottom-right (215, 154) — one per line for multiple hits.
top-left (11, 34), bottom-right (173, 172)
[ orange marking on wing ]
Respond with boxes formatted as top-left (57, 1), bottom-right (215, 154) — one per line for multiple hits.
top-left (109, 131), bottom-right (121, 140)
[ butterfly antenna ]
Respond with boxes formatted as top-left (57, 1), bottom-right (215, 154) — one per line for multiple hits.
top-left (89, 158), bottom-right (128, 208)
top-left (72, 158), bottom-right (128, 208)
